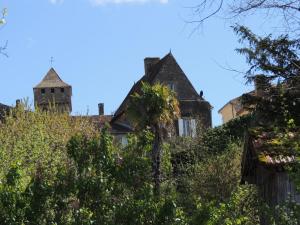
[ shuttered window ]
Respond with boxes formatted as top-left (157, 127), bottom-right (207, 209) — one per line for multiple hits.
top-left (178, 118), bottom-right (196, 137)
top-left (121, 136), bottom-right (128, 147)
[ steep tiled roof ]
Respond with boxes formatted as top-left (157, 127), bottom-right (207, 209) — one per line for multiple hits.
top-left (112, 52), bottom-right (203, 120)
top-left (0, 103), bottom-right (11, 109)
top-left (34, 68), bottom-right (70, 88)
top-left (73, 115), bottom-right (112, 130)
top-left (112, 53), bottom-right (171, 118)
top-left (241, 128), bottom-right (298, 185)
top-left (242, 128), bottom-right (298, 176)
top-left (251, 130), bottom-right (297, 166)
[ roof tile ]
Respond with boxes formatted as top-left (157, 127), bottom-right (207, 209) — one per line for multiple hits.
top-left (34, 68), bottom-right (70, 88)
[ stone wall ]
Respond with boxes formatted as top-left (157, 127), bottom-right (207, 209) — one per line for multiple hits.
top-left (34, 86), bottom-right (72, 112)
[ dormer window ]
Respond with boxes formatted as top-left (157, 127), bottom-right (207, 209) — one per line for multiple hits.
top-left (41, 89), bottom-right (45, 94)
top-left (61, 88), bottom-right (65, 93)
top-left (167, 83), bottom-right (176, 91)
top-left (51, 88), bottom-right (55, 94)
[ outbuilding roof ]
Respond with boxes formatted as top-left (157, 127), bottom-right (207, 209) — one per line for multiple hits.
top-left (34, 68), bottom-right (71, 88)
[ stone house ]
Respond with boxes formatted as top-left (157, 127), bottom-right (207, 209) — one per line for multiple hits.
top-left (218, 90), bottom-right (255, 124)
top-left (110, 52), bottom-right (212, 143)
top-left (31, 53), bottom-right (212, 143)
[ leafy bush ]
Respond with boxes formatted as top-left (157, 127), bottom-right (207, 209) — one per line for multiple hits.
top-left (0, 105), bottom-right (97, 186)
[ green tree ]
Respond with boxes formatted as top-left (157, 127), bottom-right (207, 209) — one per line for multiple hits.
top-left (127, 82), bottom-right (180, 195)
top-left (234, 25), bottom-right (300, 83)
top-left (0, 103), bottom-right (97, 187)
top-left (231, 25), bottom-right (300, 127)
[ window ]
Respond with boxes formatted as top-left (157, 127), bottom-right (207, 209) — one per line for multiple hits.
top-left (117, 135), bottom-right (128, 147)
top-left (121, 136), bottom-right (128, 147)
top-left (51, 88), bottom-right (55, 93)
top-left (178, 118), bottom-right (196, 137)
top-left (41, 89), bottom-right (45, 94)
top-left (167, 83), bottom-right (176, 91)
top-left (61, 88), bottom-right (65, 93)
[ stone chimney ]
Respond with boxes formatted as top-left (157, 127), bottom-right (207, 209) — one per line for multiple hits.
top-left (144, 57), bottom-right (160, 76)
top-left (254, 75), bottom-right (270, 97)
top-left (98, 103), bottom-right (104, 116)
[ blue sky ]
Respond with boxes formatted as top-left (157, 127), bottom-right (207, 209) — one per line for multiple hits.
top-left (0, 0), bottom-right (261, 126)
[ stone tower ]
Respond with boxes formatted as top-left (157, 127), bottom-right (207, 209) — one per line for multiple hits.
top-left (33, 68), bottom-right (72, 112)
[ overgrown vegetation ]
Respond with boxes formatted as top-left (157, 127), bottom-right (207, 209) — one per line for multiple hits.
top-left (1, 18), bottom-right (300, 223)
top-left (1, 73), bottom-right (299, 224)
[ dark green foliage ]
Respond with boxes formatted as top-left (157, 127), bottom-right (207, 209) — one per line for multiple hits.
top-left (4, 111), bottom-right (294, 224)
top-left (0, 166), bottom-right (26, 224)
top-left (234, 25), bottom-right (300, 83)
top-left (0, 124), bottom-right (189, 224)
top-left (199, 114), bottom-right (251, 155)
top-left (235, 25), bottom-right (300, 193)
top-left (234, 25), bottom-right (300, 126)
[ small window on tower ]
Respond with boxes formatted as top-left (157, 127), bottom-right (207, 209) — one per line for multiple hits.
top-left (41, 89), bottom-right (45, 94)
top-left (51, 88), bottom-right (55, 93)
top-left (61, 88), bottom-right (65, 93)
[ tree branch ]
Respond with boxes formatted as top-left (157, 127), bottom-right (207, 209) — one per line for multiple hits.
top-left (0, 40), bottom-right (8, 57)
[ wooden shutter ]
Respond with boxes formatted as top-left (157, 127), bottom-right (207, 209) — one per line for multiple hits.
top-left (121, 136), bottom-right (128, 146)
top-left (191, 119), bottom-right (196, 137)
top-left (178, 119), bottom-right (184, 137)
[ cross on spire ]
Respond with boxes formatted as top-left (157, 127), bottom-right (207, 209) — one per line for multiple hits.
top-left (50, 57), bottom-right (54, 67)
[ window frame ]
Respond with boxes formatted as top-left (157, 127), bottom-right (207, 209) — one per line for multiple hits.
top-left (178, 118), bottom-right (196, 137)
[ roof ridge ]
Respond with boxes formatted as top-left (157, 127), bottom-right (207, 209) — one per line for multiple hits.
top-left (112, 52), bottom-right (183, 117)
top-left (34, 67), bottom-right (70, 88)
top-left (146, 52), bottom-right (174, 83)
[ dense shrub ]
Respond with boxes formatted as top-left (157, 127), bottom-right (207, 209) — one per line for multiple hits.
top-left (0, 104), bottom-right (297, 224)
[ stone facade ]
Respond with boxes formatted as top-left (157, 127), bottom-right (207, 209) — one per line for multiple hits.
top-left (110, 52), bottom-right (212, 137)
top-left (30, 53), bottom-right (212, 139)
top-left (33, 68), bottom-right (72, 113)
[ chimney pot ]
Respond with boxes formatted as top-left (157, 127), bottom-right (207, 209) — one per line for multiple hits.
top-left (16, 99), bottom-right (21, 107)
top-left (98, 103), bottom-right (104, 116)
